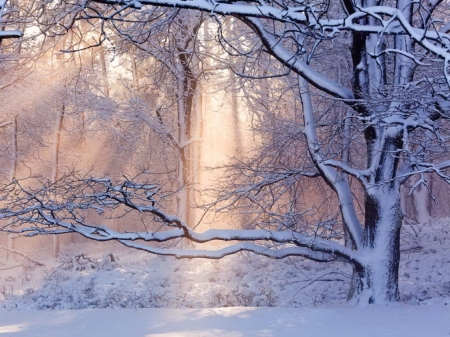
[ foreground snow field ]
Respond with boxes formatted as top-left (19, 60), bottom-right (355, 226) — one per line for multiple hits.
top-left (0, 305), bottom-right (449, 336)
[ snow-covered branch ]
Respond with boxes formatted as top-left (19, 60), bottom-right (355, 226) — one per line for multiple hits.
top-left (0, 175), bottom-right (360, 264)
top-left (0, 0), bottom-right (22, 40)
top-left (87, 0), bottom-right (450, 43)
top-left (299, 76), bottom-right (363, 249)
top-left (0, 30), bottom-right (21, 39)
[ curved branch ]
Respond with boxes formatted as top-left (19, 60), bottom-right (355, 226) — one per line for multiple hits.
top-left (0, 177), bottom-right (361, 264)
top-left (118, 240), bottom-right (337, 262)
top-left (298, 75), bottom-right (364, 249)
top-left (240, 17), bottom-right (355, 100)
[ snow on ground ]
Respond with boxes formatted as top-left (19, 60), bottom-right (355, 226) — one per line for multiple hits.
top-left (0, 305), bottom-right (449, 336)
top-left (0, 248), bottom-right (352, 310)
top-left (0, 219), bottom-right (449, 335)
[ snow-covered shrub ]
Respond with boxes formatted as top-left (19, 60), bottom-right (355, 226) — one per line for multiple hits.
top-left (59, 252), bottom-right (117, 272)
top-left (1, 219), bottom-right (450, 310)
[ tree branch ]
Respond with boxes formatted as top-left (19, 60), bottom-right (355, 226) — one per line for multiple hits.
top-left (0, 176), bottom-right (361, 265)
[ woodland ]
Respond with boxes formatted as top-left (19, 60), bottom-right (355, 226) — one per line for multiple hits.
top-left (1, 0), bottom-right (450, 308)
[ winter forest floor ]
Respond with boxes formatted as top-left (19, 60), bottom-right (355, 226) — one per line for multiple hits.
top-left (0, 219), bottom-right (449, 335)
top-left (0, 305), bottom-right (449, 336)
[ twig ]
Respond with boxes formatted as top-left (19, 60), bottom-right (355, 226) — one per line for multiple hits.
top-left (0, 246), bottom-right (45, 266)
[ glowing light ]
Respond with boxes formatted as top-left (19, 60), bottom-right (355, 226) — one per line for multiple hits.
top-left (0, 324), bottom-right (27, 333)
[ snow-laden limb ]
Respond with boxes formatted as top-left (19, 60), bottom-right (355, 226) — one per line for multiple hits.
top-left (298, 76), bottom-right (363, 250)
top-left (321, 159), bottom-right (370, 187)
top-left (240, 17), bottom-right (354, 100)
top-left (0, 0), bottom-right (6, 18)
top-left (88, 0), bottom-right (450, 40)
top-left (89, 0), bottom-right (323, 23)
top-left (0, 0), bottom-right (22, 39)
top-left (0, 176), bottom-right (360, 265)
top-left (0, 30), bottom-right (22, 38)
top-left (118, 241), bottom-right (337, 261)
top-left (59, 0), bottom-right (449, 101)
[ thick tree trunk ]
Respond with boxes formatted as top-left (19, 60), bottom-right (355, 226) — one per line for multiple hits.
top-left (348, 190), bottom-right (403, 304)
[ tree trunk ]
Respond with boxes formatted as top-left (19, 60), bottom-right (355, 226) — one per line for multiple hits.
top-left (412, 176), bottom-right (431, 224)
top-left (6, 115), bottom-right (17, 261)
top-left (176, 40), bottom-right (199, 226)
top-left (348, 190), bottom-right (403, 304)
top-left (98, 44), bottom-right (110, 98)
top-left (51, 103), bottom-right (65, 257)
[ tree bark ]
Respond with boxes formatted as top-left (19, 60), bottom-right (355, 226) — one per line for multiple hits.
top-left (348, 187), bottom-right (403, 304)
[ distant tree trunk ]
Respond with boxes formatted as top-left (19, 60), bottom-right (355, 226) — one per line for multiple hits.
top-left (402, 174), bottom-right (432, 224)
top-left (176, 72), bottom-right (196, 224)
top-left (176, 75), bottom-right (189, 223)
top-left (98, 45), bottom-right (110, 98)
top-left (190, 85), bottom-right (203, 226)
top-left (230, 70), bottom-right (243, 156)
top-left (130, 54), bottom-right (140, 94)
top-left (6, 115), bottom-right (17, 261)
top-left (52, 104), bottom-right (65, 257)
top-left (227, 20), bottom-right (243, 158)
top-left (412, 174), bottom-right (431, 224)
top-left (175, 21), bottom-right (201, 226)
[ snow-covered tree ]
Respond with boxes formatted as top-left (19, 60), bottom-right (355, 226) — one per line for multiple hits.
top-left (3, 0), bottom-right (450, 305)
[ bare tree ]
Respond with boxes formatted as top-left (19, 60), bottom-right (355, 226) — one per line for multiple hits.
top-left (111, 11), bottom-right (206, 224)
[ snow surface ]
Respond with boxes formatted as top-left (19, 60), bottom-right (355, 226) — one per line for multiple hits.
top-left (0, 219), bottom-right (449, 335)
top-left (0, 305), bottom-right (448, 337)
